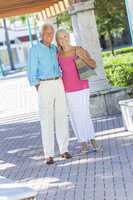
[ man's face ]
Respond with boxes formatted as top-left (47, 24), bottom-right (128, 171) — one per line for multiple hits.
top-left (42, 26), bottom-right (54, 46)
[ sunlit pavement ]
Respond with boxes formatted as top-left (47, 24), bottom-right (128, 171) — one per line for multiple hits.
top-left (0, 73), bottom-right (133, 200)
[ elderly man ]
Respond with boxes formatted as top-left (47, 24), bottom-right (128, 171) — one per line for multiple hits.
top-left (27, 24), bottom-right (71, 164)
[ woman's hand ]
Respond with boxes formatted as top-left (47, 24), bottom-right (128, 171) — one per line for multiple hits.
top-left (75, 46), bottom-right (96, 69)
top-left (75, 47), bottom-right (86, 59)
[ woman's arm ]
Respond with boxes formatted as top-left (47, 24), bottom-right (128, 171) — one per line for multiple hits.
top-left (76, 47), bottom-right (96, 69)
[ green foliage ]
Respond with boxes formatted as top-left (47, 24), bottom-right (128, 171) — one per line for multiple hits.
top-left (56, 11), bottom-right (72, 31)
top-left (95, 0), bottom-right (127, 54)
top-left (103, 46), bottom-right (133, 57)
top-left (103, 50), bottom-right (133, 87)
top-left (95, 0), bottom-right (126, 35)
top-left (9, 15), bottom-right (27, 24)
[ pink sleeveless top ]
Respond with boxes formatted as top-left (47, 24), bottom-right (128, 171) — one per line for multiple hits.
top-left (58, 55), bottom-right (89, 92)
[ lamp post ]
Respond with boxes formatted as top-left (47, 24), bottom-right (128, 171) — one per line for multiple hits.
top-left (27, 17), bottom-right (33, 46)
top-left (3, 18), bottom-right (15, 71)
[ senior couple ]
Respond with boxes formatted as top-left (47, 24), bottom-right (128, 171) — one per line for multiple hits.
top-left (27, 24), bottom-right (99, 165)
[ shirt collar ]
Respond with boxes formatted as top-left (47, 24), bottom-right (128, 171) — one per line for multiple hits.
top-left (40, 40), bottom-right (53, 49)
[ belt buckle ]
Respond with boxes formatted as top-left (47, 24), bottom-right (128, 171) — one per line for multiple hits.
top-left (54, 77), bottom-right (59, 80)
top-left (41, 77), bottom-right (59, 81)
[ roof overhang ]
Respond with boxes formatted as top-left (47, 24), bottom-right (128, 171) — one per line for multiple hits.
top-left (0, 0), bottom-right (71, 18)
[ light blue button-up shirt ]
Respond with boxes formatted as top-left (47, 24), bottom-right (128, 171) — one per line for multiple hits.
top-left (27, 42), bottom-right (61, 86)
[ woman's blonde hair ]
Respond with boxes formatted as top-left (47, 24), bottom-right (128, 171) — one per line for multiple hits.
top-left (56, 29), bottom-right (69, 40)
top-left (56, 29), bottom-right (70, 50)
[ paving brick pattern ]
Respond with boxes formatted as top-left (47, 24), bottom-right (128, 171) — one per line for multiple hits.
top-left (0, 73), bottom-right (132, 200)
top-left (0, 116), bottom-right (133, 200)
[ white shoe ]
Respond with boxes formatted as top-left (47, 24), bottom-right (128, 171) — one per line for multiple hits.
top-left (92, 145), bottom-right (103, 152)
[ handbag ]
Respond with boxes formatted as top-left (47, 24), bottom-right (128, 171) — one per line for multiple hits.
top-left (74, 50), bottom-right (97, 80)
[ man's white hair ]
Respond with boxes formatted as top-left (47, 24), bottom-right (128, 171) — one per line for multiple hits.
top-left (41, 23), bottom-right (54, 34)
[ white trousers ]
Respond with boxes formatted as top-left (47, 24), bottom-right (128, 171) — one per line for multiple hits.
top-left (66, 89), bottom-right (95, 142)
top-left (38, 78), bottom-right (69, 158)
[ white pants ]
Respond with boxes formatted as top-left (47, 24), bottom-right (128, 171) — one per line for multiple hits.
top-left (38, 78), bottom-right (69, 158)
top-left (66, 89), bottom-right (95, 142)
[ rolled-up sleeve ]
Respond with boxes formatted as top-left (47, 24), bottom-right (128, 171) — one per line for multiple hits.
top-left (27, 46), bottom-right (39, 86)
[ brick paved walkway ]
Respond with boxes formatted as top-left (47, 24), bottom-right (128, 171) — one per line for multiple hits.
top-left (0, 73), bottom-right (133, 200)
top-left (0, 116), bottom-right (133, 200)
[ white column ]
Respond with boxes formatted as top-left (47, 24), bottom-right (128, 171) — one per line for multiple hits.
top-left (69, 0), bottom-right (110, 93)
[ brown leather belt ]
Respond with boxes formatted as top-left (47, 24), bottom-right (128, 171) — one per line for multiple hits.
top-left (40, 77), bottom-right (60, 81)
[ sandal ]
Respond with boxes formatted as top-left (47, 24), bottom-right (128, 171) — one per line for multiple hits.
top-left (61, 152), bottom-right (72, 159)
top-left (46, 157), bottom-right (54, 165)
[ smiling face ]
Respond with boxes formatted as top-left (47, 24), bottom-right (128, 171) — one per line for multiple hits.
top-left (56, 31), bottom-right (70, 48)
top-left (42, 25), bottom-right (54, 47)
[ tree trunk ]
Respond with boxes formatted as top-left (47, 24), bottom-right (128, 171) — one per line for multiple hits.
top-left (107, 28), bottom-right (115, 56)
top-left (3, 18), bottom-right (15, 71)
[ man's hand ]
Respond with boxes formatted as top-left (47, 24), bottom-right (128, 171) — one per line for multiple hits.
top-left (35, 84), bottom-right (40, 91)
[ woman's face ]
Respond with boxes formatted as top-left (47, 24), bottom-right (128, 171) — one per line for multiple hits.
top-left (57, 32), bottom-right (70, 48)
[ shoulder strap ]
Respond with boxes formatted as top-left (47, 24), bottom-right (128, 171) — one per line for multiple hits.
top-left (74, 46), bottom-right (77, 57)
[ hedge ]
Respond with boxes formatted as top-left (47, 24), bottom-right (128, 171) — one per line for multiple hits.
top-left (103, 51), bottom-right (133, 87)
top-left (102, 46), bottom-right (133, 57)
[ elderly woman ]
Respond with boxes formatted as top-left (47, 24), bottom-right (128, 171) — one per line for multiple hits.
top-left (56, 29), bottom-right (100, 152)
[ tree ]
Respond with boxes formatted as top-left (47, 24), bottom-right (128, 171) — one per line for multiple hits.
top-left (56, 11), bottom-right (72, 31)
top-left (95, 0), bottom-right (127, 55)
